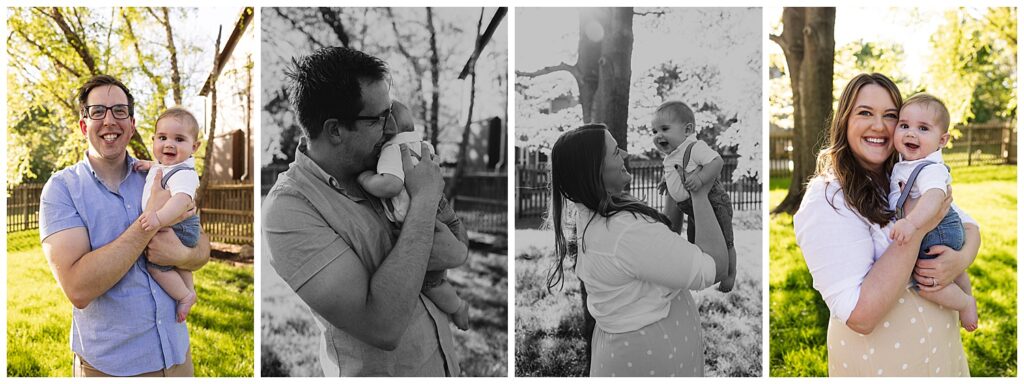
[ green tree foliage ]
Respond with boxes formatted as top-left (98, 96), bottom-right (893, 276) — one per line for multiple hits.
top-left (832, 40), bottom-right (912, 105)
top-left (928, 7), bottom-right (1016, 130)
top-left (7, 7), bottom-right (205, 186)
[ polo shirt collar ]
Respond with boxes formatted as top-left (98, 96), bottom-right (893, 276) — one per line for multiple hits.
top-left (82, 150), bottom-right (138, 186)
top-left (293, 142), bottom-right (366, 202)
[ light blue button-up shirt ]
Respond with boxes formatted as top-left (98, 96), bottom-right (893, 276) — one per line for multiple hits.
top-left (39, 154), bottom-right (189, 376)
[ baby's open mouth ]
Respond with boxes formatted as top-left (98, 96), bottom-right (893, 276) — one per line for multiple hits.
top-left (903, 142), bottom-right (920, 150)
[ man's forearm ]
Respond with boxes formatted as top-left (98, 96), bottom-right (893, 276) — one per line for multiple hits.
top-left (363, 194), bottom-right (438, 342)
top-left (52, 219), bottom-right (157, 308)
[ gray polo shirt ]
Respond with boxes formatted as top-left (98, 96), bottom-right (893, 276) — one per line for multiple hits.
top-left (263, 145), bottom-right (457, 376)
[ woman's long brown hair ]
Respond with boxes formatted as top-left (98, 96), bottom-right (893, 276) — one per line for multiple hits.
top-left (547, 124), bottom-right (670, 291)
top-left (814, 73), bottom-right (902, 226)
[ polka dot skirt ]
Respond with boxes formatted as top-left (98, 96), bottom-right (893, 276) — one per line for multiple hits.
top-left (590, 292), bottom-right (704, 377)
top-left (826, 288), bottom-right (970, 377)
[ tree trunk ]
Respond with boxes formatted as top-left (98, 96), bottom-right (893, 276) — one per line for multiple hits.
top-left (594, 7), bottom-right (633, 150)
top-left (386, 8), bottom-right (430, 134)
top-left (196, 29), bottom-right (223, 209)
top-left (159, 8), bottom-right (182, 105)
top-left (771, 7), bottom-right (835, 215)
top-left (576, 8), bottom-right (602, 123)
top-left (443, 8), bottom-right (484, 201)
top-left (427, 7), bottom-right (441, 148)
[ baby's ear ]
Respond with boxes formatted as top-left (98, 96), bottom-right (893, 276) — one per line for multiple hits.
top-left (939, 132), bottom-right (950, 147)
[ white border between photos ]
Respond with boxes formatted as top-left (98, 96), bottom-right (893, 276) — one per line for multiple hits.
top-left (0, 0), bottom-right (1021, 383)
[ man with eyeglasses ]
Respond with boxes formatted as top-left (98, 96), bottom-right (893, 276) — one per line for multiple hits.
top-left (38, 74), bottom-right (211, 377)
top-left (264, 47), bottom-right (463, 376)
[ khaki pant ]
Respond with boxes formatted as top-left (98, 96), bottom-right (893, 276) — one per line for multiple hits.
top-left (74, 349), bottom-right (194, 377)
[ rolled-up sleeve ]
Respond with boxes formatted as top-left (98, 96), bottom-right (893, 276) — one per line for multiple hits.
top-left (616, 219), bottom-right (716, 291)
top-left (794, 180), bottom-right (875, 324)
top-left (263, 191), bottom-right (353, 291)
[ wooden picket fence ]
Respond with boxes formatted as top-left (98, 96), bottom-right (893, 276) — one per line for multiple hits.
top-left (7, 182), bottom-right (254, 246)
top-left (770, 121), bottom-right (1016, 177)
top-left (516, 154), bottom-right (763, 227)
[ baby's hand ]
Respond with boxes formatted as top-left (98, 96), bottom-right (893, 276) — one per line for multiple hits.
top-left (890, 218), bottom-right (918, 246)
top-left (133, 160), bottom-right (153, 172)
top-left (140, 211), bottom-right (163, 231)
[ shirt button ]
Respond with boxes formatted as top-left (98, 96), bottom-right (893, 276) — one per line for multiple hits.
top-left (157, 320), bottom-right (162, 325)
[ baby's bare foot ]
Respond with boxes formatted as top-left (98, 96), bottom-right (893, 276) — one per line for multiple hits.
top-left (960, 296), bottom-right (979, 332)
top-left (176, 291), bottom-right (198, 323)
top-left (452, 301), bottom-right (470, 330)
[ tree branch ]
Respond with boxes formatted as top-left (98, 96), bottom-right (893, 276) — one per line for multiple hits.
top-left (319, 7), bottom-right (350, 48)
top-left (272, 8), bottom-right (323, 50)
top-left (633, 10), bottom-right (666, 17)
top-left (516, 62), bottom-right (576, 78)
top-left (769, 33), bottom-right (785, 49)
top-left (46, 7), bottom-right (97, 74)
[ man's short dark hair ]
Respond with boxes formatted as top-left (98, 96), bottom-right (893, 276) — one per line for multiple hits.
top-left (76, 74), bottom-right (135, 117)
top-left (286, 47), bottom-right (389, 139)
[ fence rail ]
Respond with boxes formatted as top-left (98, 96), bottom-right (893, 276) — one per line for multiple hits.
top-left (516, 155), bottom-right (763, 226)
top-left (7, 183), bottom-right (43, 233)
top-left (8, 182), bottom-right (254, 245)
top-left (770, 122), bottom-right (1016, 177)
top-left (444, 172), bottom-right (507, 236)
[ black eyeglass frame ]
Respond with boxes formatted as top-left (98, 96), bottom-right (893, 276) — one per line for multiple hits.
top-left (82, 104), bottom-right (133, 120)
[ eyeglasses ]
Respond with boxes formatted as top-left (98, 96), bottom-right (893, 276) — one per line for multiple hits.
top-left (83, 104), bottom-right (132, 120)
top-left (354, 106), bottom-right (392, 128)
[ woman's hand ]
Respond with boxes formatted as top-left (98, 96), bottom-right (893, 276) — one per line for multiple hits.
top-left (915, 223), bottom-right (979, 291)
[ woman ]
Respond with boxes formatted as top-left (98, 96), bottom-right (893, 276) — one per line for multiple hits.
top-left (793, 73), bottom-right (980, 376)
top-left (547, 124), bottom-right (730, 377)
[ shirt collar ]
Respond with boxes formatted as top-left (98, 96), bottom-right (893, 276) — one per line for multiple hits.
top-left (82, 150), bottom-right (138, 185)
top-left (292, 142), bottom-right (365, 201)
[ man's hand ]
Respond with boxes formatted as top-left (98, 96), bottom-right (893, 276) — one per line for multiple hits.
top-left (890, 218), bottom-right (918, 246)
top-left (146, 230), bottom-right (210, 271)
top-left (401, 142), bottom-right (442, 203)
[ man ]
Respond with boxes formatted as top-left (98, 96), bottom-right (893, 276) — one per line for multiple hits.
top-left (263, 47), bottom-right (465, 376)
top-left (39, 75), bottom-right (211, 377)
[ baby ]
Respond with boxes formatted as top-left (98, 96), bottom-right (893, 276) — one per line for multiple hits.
top-left (652, 101), bottom-right (737, 292)
top-left (888, 93), bottom-right (978, 331)
top-left (357, 101), bottom-right (471, 330)
top-left (134, 106), bottom-right (202, 323)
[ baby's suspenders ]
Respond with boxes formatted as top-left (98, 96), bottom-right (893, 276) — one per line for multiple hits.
top-left (894, 161), bottom-right (949, 219)
top-left (161, 164), bottom-right (196, 189)
top-left (679, 141), bottom-right (698, 188)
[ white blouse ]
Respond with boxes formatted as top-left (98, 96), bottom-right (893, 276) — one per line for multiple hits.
top-left (574, 203), bottom-right (716, 333)
top-left (794, 176), bottom-right (976, 324)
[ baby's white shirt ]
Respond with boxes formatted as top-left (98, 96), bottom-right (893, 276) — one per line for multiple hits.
top-left (141, 157), bottom-right (199, 211)
top-left (376, 131), bottom-right (434, 181)
top-left (887, 150), bottom-right (951, 212)
top-left (662, 136), bottom-right (720, 203)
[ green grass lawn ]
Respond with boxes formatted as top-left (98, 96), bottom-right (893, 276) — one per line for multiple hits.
top-left (515, 210), bottom-right (764, 377)
top-left (6, 230), bottom-right (254, 377)
top-left (769, 165), bottom-right (1017, 377)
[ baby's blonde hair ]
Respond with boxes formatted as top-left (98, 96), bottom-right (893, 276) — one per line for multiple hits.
top-left (902, 93), bottom-right (950, 132)
top-left (655, 100), bottom-right (696, 133)
top-left (156, 106), bottom-right (201, 140)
